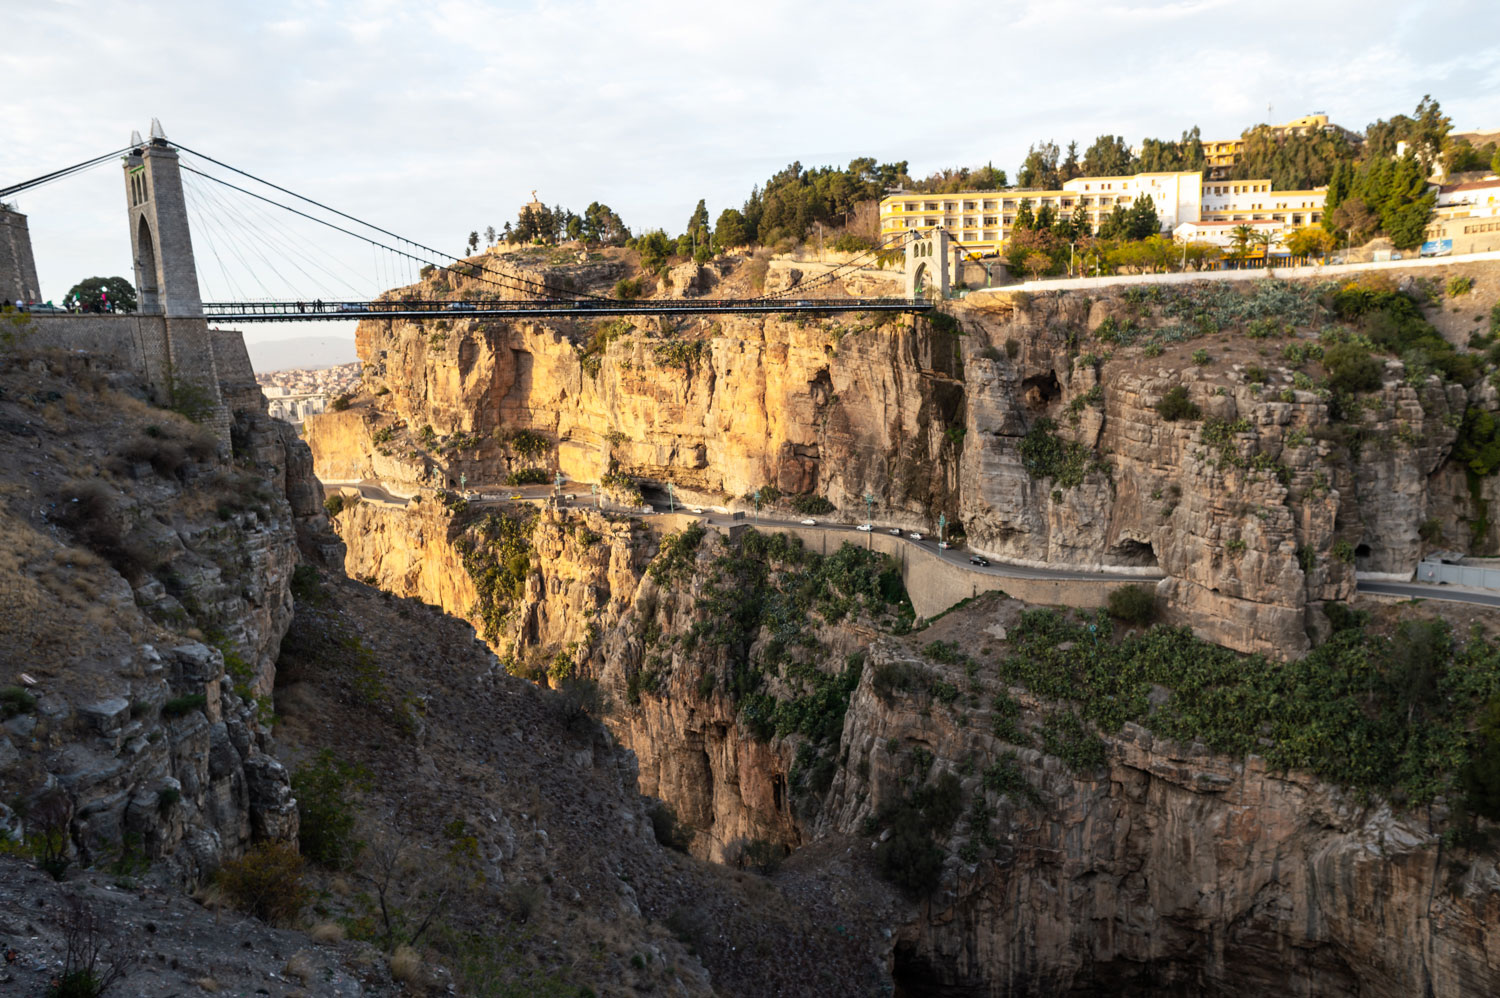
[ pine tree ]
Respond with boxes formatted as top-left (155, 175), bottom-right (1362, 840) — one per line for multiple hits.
top-left (1014, 198), bottom-right (1035, 231)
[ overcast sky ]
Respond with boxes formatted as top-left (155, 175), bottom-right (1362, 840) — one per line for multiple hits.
top-left (3, 0), bottom-right (1498, 343)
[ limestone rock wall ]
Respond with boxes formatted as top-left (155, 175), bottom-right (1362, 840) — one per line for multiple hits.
top-left (816, 642), bottom-right (1500, 997)
top-left (0, 351), bottom-right (323, 883)
top-left (313, 280), bottom-right (1485, 657)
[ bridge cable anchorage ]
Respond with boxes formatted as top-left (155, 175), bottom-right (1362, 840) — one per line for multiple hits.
top-left (178, 163), bottom-right (558, 304)
top-left (174, 144), bottom-right (609, 302)
top-left (0, 146), bottom-right (135, 201)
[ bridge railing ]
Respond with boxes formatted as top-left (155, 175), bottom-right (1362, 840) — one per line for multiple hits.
top-left (201, 297), bottom-right (933, 319)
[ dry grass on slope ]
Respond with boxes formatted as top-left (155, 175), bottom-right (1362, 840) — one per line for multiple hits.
top-left (272, 571), bottom-right (904, 998)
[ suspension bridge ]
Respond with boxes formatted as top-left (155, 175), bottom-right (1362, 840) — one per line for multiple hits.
top-left (2, 122), bottom-right (942, 321)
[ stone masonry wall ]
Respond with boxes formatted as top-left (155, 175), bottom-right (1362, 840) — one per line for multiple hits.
top-left (0, 207), bottom-right (40, 304)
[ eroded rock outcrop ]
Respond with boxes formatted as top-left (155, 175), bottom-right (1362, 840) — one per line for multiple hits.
top-left (0, 350), bottom-right (334, 881)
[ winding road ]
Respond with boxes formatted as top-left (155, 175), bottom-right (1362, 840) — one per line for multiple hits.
top-left (322, 478), bottom-right (1500, 608)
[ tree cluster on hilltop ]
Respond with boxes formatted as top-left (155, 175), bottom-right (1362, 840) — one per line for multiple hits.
top-left (469, 95), bottom-right (1474, 274)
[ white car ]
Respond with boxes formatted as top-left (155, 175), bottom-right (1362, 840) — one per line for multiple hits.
top-left (938, 541), bottom-right (950, 549)
top-left (800, 518), bottom-right (817, 526)
top-left (888, 527), bottom-right (902, 535)
top-left (856, 523), bottom-right (873, 532)
top-left (690, 507), bottom-right (704, 514)
top-left (909, 532), bottom-right (924, 540)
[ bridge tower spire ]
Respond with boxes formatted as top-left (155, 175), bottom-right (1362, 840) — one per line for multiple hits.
top-left (122, 123), bottom-right (229, 443)
top-left (124, 124), bottom-right (203, 317)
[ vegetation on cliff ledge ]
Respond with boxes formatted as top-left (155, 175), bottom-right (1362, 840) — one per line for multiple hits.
top-left (998, 607), bottom-right (1500, 820)
top-left (455, 510), bottom-right (536, 643)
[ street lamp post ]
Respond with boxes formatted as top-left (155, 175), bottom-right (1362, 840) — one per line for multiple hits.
top-left (1069, 241), bottom-right (1075, 278)
top-left (752, 489), bottom-right (761, 523)
top-left (666, 482), bottom-right (676, 513)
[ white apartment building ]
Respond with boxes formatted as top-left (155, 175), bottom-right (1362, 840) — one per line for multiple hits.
top-left (1200, 180), bottom-right (1326, 227)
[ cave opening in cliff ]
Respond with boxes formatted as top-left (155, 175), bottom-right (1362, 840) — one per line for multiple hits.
top-left (1355, 543), bottom-right (1371, 559)
top-left (1110, 538), bottom-right (1159, 568)
top-left (891, 942), bottom-right (987, 998)
top-left (1022, 371), bottom-right (1061, 408)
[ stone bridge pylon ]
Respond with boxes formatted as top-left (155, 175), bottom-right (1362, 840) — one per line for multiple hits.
top-left (904, 227), bottom-right (953, 299)
top-left (123, 120), bottom-right (231, 442)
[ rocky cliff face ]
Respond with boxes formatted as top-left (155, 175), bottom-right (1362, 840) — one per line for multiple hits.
top-left (325, 494), bottom-right (1500, 995)
top-left (310, 265), bottom-right (1496, 659)
top-left (0, 349), bottom-right (337, 882)
top-left (818, 627), bottom-right (1499, 997)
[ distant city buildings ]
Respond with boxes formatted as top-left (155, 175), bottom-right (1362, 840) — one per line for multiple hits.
top-left (256, 361), bottom-right (360, 426)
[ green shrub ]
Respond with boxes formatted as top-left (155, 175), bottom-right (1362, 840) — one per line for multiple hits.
top-left (1323, 342), bottom-right (1384, 394)
top-left (323, 494), bottom-right (345, 518)
top-left (872, 771), bottom-right (962, 896)
top-left (1020, 417), bottom-right (1103, 488)
top-left (614, 277), bottom-right (646, 300)
top-left (504, 467), bottom-right (549, 486)
top-left (1040, 710), bottom-right (1107, 772)
top-left (648, 523), bottom-right (706, 587)
top-left (161, 694), bottom-right (206, 718)
top-left (1331, 539), bottom-right (1357, 563)
top-left (330, 393), bottom-right (353, 411)
top-left (1191, 348), bottom-right (1210, 366)
top-left (1154, 385), bottom-right (1200, 421)
top-left (1447, 275), bottom-right (1473, 297)
top-left (789, 495), bottom-right (835, 516)
top-left (990, 691), bottom-right (1025, 744)
top-left (1107, 585), bottom-right (1158, 625)
top-left (978, 345), bottom-right (1002, 361)
top-left (1244, 365), bottom-right (1267, 385)
top-left (981, 752), bottom-right (1043, 806)
top-left (218, 842), bottom-right (309, 926)
top-left (293, 750), bottom-right (373, 869)
top-left (1, 686), bottom-right (37, 719)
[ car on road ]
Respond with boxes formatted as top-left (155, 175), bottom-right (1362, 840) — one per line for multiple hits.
top-left (908, 532), bottom-right (924, 540)
top-left (856, 523), bottom-right (873, 532)
top-left (800, 518), bottom-right (817, 526)
top-left (448, 301), bottom-right (477, 311)
top-left (508, 494), bottom-right (523, 500)
top-left (969, 555), bottom-right (990, 566)
top-left (690, 507), bottom-right (704, 514)
top-left (337, 303), bottom-right (368, 313)
top-left (888, 527), bottom-right (902, 535)
top-left (938, 541), bottom-right (950, 549)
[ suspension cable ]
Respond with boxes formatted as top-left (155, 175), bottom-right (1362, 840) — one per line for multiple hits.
top-left (0, 146), bottom-right (133, 201)
top-left (174, 144), bottom-right (607, 301)
top-left (180, 163), bottom-right (556, 302)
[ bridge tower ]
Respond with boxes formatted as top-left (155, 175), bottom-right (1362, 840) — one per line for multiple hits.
top-left (904, 227), bottom-right (951, 299)
top-left (123, 120), bottom-right (228, 441)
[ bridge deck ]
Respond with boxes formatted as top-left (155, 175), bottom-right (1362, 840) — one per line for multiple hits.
top-left (201, 298), bottom-right (932, 321)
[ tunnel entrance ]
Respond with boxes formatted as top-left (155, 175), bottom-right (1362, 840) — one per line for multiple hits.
top-left (1111, 538), bottom-right (1159, 568)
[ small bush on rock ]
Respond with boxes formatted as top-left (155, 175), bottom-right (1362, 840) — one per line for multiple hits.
top-left (218, 842), bottom-right (309, 926)
top-left (1154, 386), bottom-right (1200, 421)
top-left (1107, 585), bottom-right (1158, 625)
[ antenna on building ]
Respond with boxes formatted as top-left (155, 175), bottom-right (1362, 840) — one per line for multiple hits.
top-left (130, 129), bottom-right (143, 148)
top-left (150, 118), bottom-right (166, 141)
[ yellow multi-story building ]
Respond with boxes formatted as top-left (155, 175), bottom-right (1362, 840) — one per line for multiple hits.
top-left (879, 171), bottom-right (1204, 256)
top-left (880, 171), bottom-right (1328, 257)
